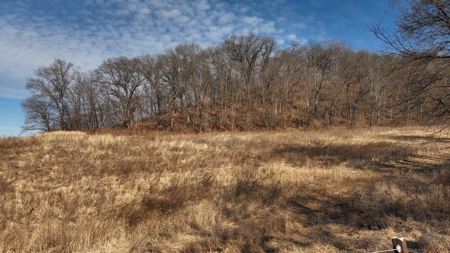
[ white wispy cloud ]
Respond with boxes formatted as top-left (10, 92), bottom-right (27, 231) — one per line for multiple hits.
top-left (0, 0), bottom-right (318, 99)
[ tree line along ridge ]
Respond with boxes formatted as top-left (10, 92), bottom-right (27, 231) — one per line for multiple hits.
top-left (22, 33), bottom-right (450, 133)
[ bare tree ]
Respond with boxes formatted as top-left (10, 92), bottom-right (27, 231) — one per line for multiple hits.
top-left (69, 70), bottom-right (102, 130)
top-left (260, 44), bottom-right (308, 128)
top-left (97, 56), bottom-right (146, 127)
top-left (208, 45), bottom-right (236, 130)
top-left (305, 41), bottom-right (343, 120)
top-left (222, 33), bottom-right (277, 126)
top-left (366, 54), bottom-right (398, 126)
top-left (140, 54), bottom-right (170, 115)
top-left (21, 95), bottom-right (56, 132)
top-left (334, 48), bottom-right (372, 127)
top-left (25, 59), bottom-right (75, 131)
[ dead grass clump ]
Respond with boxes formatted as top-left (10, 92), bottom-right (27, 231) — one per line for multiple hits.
top-left (180, 239), bottom-right (220, 253)
top-left (43, 130), bottom-right (87, 136)
top-left (141, 173), bottom-right (216, 214)
top-left (420, 234), bottom-right (450, 253)
top-left (232, 178), bottom-right (284, 208)
top-left (0, 136), bottom-right (38, 154)
top-left (410, 185), bottom-right (450, 221)
top-left (207, 222), bottom-right (274, 253)
top-left (127, 241), bottom-right (159, 253)
top-left (0, 176), bottom-right (14, 194)
top-left (433, 160), bottom-right (450, 186)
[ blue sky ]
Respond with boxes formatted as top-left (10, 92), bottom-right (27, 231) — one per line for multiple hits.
top-left (0, 0), bottom-right (396, 136)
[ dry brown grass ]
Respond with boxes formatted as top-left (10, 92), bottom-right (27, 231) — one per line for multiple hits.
top-left (1, 127), bottom-right (450, 252)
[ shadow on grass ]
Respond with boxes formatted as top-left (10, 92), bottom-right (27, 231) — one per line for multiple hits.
top-left (272, 141), bottom-right (418, 170)
top-left (285, 156), bottom-right (450, 225)
top-left (383, 134), bottom-right (450, 143)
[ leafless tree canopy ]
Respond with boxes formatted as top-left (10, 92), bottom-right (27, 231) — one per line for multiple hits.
top-left (24, 59), bottom-right (75, 131)
top-left (21, 32), bottom-right (450, 133)
top-left (371, 0), bottom-right (450, 127)
top-left (373, 0), bottom-right (450, 58)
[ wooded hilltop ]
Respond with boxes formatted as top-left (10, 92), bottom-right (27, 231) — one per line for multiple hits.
top-left (21, 34), bottom-right (450, 133)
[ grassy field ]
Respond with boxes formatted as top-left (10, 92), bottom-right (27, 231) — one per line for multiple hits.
top-left (1, 127), bottom-right (450, 252)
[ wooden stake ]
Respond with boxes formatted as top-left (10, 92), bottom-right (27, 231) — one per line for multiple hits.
top-left (392, 237), bottom-right (409, 253)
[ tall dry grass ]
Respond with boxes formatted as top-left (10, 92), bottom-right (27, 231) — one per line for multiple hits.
top-left (1, 127), bottom-right (450, 252)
